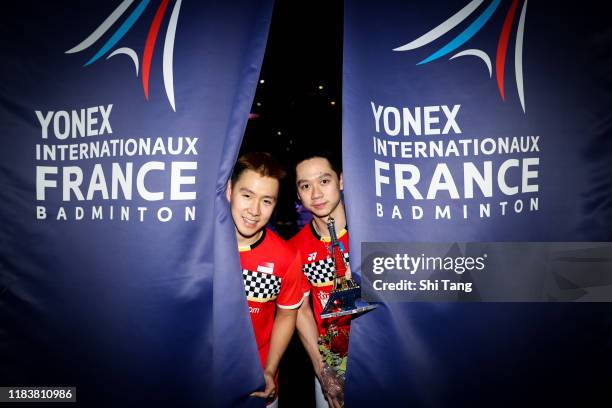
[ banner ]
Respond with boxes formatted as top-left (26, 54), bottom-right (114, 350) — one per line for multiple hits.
top-left (343, 0), bottom-right (612, 405)
top-left (0, 1), bottom-right (273, 406)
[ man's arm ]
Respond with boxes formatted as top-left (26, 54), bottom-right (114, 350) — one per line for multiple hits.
top-left (250, 308), bottom-right (297, 399)
top-left (296, 298), bottom-right (324, 374)
top-left (297, 300), bottom-right (343, 408)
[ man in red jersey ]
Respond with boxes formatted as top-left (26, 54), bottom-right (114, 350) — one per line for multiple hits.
top-left (289, 150), bottom-right (350, 408)
top-left (226, 152), bottom-right (304, 407)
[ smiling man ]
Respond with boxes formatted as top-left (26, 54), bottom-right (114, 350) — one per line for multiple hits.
top-left (289, 150), bottom-right (351, 408)
top-left (226, 152), bottom-right (304, 407)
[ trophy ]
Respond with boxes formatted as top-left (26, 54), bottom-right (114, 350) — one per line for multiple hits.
top-left (320, 217), bottom-right (377, 319)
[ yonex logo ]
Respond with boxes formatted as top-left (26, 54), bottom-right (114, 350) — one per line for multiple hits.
top-left (394, 0), bottom-right (528, 113)
top-left (66, 0), bottom-right (183, 111)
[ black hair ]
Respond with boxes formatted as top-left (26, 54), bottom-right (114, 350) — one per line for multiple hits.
top-left (294, 148), bottom-right (342, 178)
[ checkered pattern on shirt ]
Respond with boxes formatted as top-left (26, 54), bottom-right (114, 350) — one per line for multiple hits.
top-left (303, 253), bottom-right (350, 285)
top-left (243, 269), bottom-right (281, 300)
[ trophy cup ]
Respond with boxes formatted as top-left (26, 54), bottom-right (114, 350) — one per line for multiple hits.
top-left (320, 217), bottom-right (377, 319)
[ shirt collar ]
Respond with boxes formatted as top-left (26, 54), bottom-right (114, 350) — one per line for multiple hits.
top-left (309, 220), bottom-right (347, 242)
top-left (238, 228), bottom-right (266, 252)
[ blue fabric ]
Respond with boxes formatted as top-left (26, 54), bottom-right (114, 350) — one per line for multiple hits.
top-left (0, 1), bottom-right (273, 406)
top-left (343, 1), bottom-right (612, 405)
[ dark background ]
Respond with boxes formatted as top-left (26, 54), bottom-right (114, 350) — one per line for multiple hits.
top-left (243, 0), bottom-right (343, 236)
top-left (241, 1), bottom-right (343, 406)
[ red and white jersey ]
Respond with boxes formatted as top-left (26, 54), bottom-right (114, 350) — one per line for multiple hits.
top-left (240, 228), bottom-right (303, 369)
top-left (289, 222), bottom-right (351, 337)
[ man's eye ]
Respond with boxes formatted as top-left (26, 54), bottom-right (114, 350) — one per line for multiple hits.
top-left (264, 200), bottom-right (273, 205)
top-left (321, 179), bottom-right (330, 185)
top-left (300, 184), bottom-right (310, 190)
top-left (242, 194), bottom-right (251, 199)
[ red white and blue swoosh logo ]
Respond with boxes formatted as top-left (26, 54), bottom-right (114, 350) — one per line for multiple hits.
top-left (66, 0), bottom-right (183, 111)
top-left (394, 0), bottom-right (528, 113)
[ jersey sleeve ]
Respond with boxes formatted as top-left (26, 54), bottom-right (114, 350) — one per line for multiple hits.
top-left (277, 250), bottom-right (305, 309)
top-left (288, 233), bottom-right (311, 297)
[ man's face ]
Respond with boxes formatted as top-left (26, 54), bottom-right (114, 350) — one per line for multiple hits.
top-left (226, 169), bottom-right (279, 244)
top-left (296, 157), bottom-right (343, 219)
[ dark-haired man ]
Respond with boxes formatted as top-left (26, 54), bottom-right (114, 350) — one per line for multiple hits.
top-left (226, 152), bottom-right (304, 407)
top-left (289, 151), bottom-right (350, 408)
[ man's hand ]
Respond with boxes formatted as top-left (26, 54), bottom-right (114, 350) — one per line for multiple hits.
top-left (251, 307), bottom-right (297, 400)
top-left (345, 264), bottom-right (352, 281)
top-left (319, 364), bottom-right (344, 408)
top-left (250, 369), bottom-right (276, 400)
top-left (326, 394), bottom-right (343, 408)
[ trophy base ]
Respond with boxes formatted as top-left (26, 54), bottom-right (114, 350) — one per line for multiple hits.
top-left (320, 303), bottom-right (378, 319)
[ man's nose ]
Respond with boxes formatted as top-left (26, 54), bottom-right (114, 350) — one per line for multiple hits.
top-left (248, 200), bottom-right (261, 216)
top-left (311, 184), bottom-right (323, 199)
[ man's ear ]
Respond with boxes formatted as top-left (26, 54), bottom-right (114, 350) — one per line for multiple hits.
top-left (225, 181), bottom-right (232, 202)
top-left (339, 172), bottom-right (344, 191)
